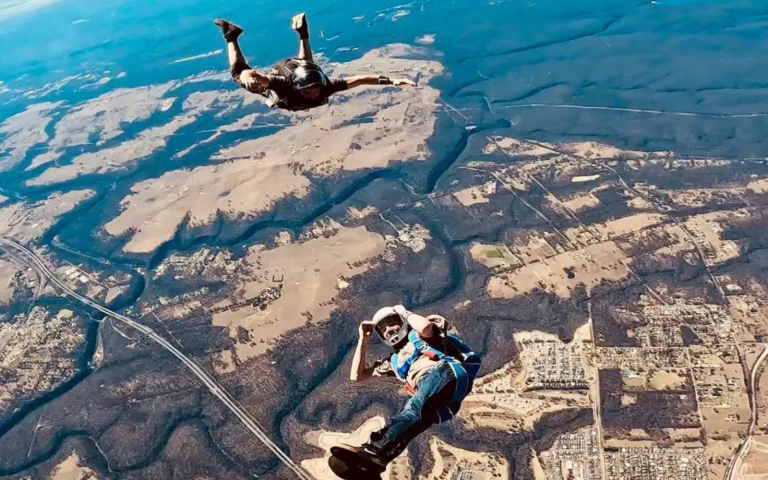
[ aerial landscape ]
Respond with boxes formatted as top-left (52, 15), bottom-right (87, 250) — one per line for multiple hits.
top-left (3, 0), bottom-right (768, 479)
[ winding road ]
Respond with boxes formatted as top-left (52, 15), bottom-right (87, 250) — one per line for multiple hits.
top-left (725, 343), bottom-right (768, 480)
top-left (0, 237), bottom-right (314, 480)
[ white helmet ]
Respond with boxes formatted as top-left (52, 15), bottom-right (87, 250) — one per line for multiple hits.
top-left (372, 306), bottom-right (410, 347)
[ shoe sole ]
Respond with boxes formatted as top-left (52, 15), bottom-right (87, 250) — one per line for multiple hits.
top-left (328, 454), bottom-right (382, 480)
top-left (291, 13), bottom-right (307, 31)
top-left (330, 447), bottom-right (384, 471)
top-left (214, 20), bottom-right (243, 32)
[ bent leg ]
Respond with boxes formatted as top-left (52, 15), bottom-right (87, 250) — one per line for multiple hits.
top-left (372, 364), bottom-right (456, 461)
top-left (297, 37), bottom-right (313, 63)
top-left (226, 41), bottom-right (258, 90)
top-left (214, 20), bottom-right (249, 80)
top-left (227, 40), bottom-right (247, 68)
top-left (292, 13), bottom-right (314, 62)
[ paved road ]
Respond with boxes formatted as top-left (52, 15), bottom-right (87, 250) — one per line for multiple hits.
top-left (725, 343), bottom-right (768, 480)
top-left (0, 238), bottom-right (314, 480)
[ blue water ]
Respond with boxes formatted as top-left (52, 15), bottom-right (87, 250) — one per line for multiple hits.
top-left (2, 0), bottom-right (768, 159)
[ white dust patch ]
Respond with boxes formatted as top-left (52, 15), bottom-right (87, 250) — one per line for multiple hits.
top-left (27, 91), bottom-right (225, 186)
top-left (0, 101), bottom-right (62, 172)
top-left (0, 190), bottom-right (93, 242)
top-left (27, 81), bottom-right (178, 170)
top-left (49, 452), bottom-right (99, 480)
top-left (104, 43), bottom-right (443, 254)
top-left (571, 174), bottom-right (600, 183)
top-left (170, 49), bottom-right (224, 64)
top-left (415, 34), bottom-right (436, 44)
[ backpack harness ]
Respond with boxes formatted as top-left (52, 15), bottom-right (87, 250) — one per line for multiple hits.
top-left (391, 330), bottom-right (481, 423)
top-left (265, 59), bottom-right (328, 111)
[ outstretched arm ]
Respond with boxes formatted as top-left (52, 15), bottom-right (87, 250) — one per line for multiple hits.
top-left (344, 75), bottom-right (417, 90)
top-left (350, 321), bottom-right (376, 382)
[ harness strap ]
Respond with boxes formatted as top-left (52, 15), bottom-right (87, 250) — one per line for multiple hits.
top-left (395, 347), bottom-right (420, 381)
top-left (435, 405), bottom-right (454, 424)
top-left (398, 331), bottom-right (481, 389)
top-left (445, 359), bottom-right (469, 404)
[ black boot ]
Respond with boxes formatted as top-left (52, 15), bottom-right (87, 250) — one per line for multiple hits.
top-left (330, 443), bottom-right (387, 472)
top-left (368, 427), bottom-right (387, 444)
top-left (291, 12), bottom-right (309, 40)
top-left (213, 19), bottom-right (243, 42)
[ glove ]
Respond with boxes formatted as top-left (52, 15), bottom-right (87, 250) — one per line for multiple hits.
top-left (426, 315), bottom-right (449, 333)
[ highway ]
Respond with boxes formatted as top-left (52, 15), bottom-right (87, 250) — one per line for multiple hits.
top-left (725, 343), bottom-right (768, 480)
top-left (0, 238), bottom-right (314, 480)
top-left (587, 300), bottom-right (608, 480)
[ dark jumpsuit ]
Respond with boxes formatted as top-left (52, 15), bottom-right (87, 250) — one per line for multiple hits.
top-left (230, 58), bottom-right (349, 111)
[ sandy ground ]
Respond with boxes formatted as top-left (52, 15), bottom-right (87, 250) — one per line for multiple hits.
top-left (0, 258), bottom-right (20, 305)
top-left (347, 206), bottom-right (378, 220)
top-left (667, 428), bottom-right (706, 444)
top-left (469, 243), bottom-right (522, 270)
top-left (0, 190), bottom-right (94, 242)
top-left (28, 91), bottom-right (229, 186)
top-left (648, 370), bottom-right (687, 390)
top-left (519, 235), bottom-right (559, 262)
top-left (737, 441), bottom-right (768, 480)
top-left (488, 241), bottom-right (630, 299)
top-left (651, 224), bottom-right (694, 258)
top-left (604, 430), bottom-right (703, 450)
top-left (758, 352), bottom-right (768, 430)
top-left (483, 136), bottom-right (557, 157)
top-left (454, 181), bottom-right (497, 207)
top-left (530, 450), bottom-right (548, 480)
top-left (627, 196), bottom-right (655, 210)
top-left (462, 329), bottom-right (590, 432)
top-left (211, 349), bottom-right (237, 375)
top-left (561, 192), bottom-right (601, 212)
top-left (581, 212), bottom-right (667, 241)
top-left (104, 44), bottom-right (443, 254)
top-left (702, 392), bottom-right (750, 473)
top-left (604, 428), bottom-right (655, 448)
top-left (173, 111), bottom-right (263, 159)
top-left (514, 330), bottom-right (562, 343)
top-left (561, 211), bottom-right (668, 248)
top-left (0, 101), bottom-right (63, 172)
top-left (571, 174), bottom-right (601, 183)
top-left (747, 179), bottom-right (768, 194)
top-left (684, 211), bottom-right (742, 264)
top-left (663, 187), bottom-right (747, 209)
top-left (105, 152), bottom-right (312, 254)
top-left (301, 416), bottom-right (412, 480)
top-left (48, 452), bottom-right (98, 480)
top-left (424, 437), bottom-right (508, 480)
top-left (461, 391), bottom-right (589, 432)
top-left (557, 141), bottom-right (650, 160)
top-left (28, 82), bottom-right (178, 170)
top-left (212, 226), bottom-right (386, 361)
top-left (621, 369), bottom-right (690, 391)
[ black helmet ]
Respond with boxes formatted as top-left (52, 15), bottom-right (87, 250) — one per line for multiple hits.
top-left (372, 307), bottom-right (410, 348)
top-left (292, 62), bottom-right (328, 90)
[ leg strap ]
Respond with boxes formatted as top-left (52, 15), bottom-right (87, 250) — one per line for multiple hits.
top-left (446, 360), bottom-right (469, 404)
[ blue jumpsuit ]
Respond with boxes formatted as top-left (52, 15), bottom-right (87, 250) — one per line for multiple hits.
top-left (370, 330), bottom-right (481, 461)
